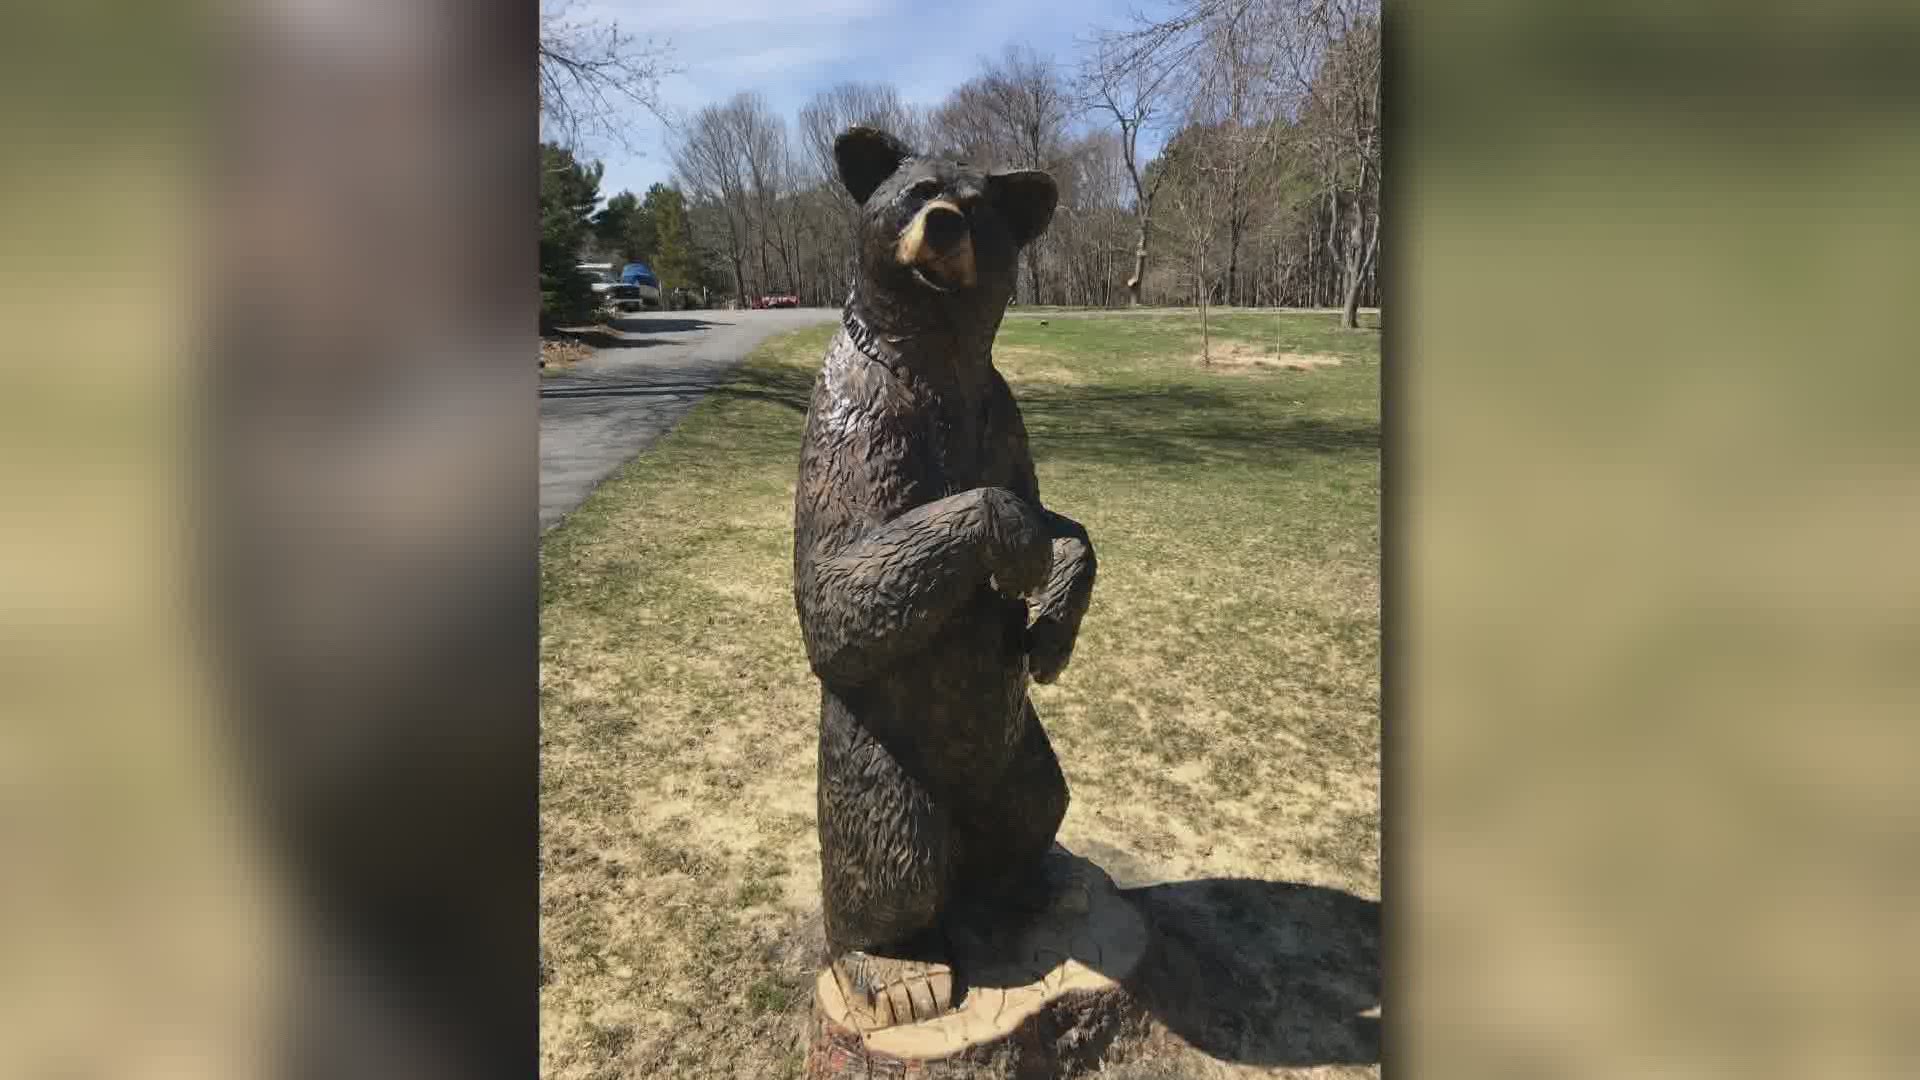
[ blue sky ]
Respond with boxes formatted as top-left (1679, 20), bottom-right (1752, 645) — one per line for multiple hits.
top-left (561, 0), bottom-right (1168, 203)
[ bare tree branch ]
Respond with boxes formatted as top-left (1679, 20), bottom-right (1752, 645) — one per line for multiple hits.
top-left (538, 0), bottom-right (678, 155)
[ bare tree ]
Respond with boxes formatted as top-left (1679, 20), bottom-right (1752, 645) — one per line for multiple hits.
top-left (1200, 3), bottom-right (1287, 307)
top-left (799, 82), bottom-right (922, 299)
top-left (1095, 0), bottom-right (1379, 320)
top-left (672, 97), bottom-right (755, 302)
top-left (538, 0), bottom-right (676, 153)
top-left (733, 95), bottom-right (790, 293)
top-left (1156, 126), bottom-right (1230, 361)
top-left (927, 79), bottom-right (1008, 164)
top-left (671, 92), bottom-right (806, 304)
top-left (1079, 29), bottom-right (1182, 306)
top-left (799, 82), bottom-right (921, 188)
top-left (1050, 132), bottom-right (1134, 307)
top-left (629, 3), bottom-right (1375, 318)
top-left (978, 46), bottom-right (1072, 172)
top-left (924, 48), bottom-right (1073, 303)
top-left (1258, 0), bottom-right (1380, 326)
top-left (981, 46), bottom-right (1071, 304)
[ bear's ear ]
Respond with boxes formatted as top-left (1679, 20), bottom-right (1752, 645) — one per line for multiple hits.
top-left (988, 169), bottom-right (1058, 248)
top-left (834, 126), bottom-right (913, 206)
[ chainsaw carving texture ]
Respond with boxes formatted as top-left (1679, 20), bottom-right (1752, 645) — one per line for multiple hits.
top-left (793, 127), bottom-right (1097, 964)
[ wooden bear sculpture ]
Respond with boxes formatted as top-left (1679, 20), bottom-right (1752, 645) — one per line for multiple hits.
top-left (793, 127), bottom-right (1098, 1028)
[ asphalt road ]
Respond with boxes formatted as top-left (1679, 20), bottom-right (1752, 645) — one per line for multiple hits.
top-left (540, 307), bottom-right (838, 531)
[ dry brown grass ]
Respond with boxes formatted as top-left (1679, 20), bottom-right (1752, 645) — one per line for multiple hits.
top-left (1194, 343), bottom-right (1345, 373)
top-left (542, 336), bottom-right (595, 375)
top-left (541, 311), bottom-right (1380, 1078)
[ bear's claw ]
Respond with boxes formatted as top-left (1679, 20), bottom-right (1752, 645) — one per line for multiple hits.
top-left (832, 949), bottom-right (957, 1029)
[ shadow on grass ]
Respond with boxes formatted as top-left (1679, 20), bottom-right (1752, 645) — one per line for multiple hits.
top-left (1122, 876), bottom-right (1380, 1069)
top-left (1014, 383), bottom-right (1377, 467)
top-left (946, 858), bottom-right (1378, 1071)
top-left (689, 364), bottom-right (1378, 469)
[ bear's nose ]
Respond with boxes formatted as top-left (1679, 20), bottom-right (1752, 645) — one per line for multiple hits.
top-left (920, 203), bottom-right (968, 253)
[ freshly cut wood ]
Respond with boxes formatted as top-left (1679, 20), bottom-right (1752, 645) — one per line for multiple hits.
top-left (805, 849), bottom-right (1153, 1079)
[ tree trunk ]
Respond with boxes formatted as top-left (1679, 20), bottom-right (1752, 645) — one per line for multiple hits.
top-left (1226, 170), bottom-right (1243, 308)
top-left (1340, 187), bottom-right (1373, 329)
top-left (1196, 245), bottom-right (1210, 366)
top-left (725, 214), bottom-right (748, 306)
top-left (1323, 186), bottom-right (1342, 309)
top-left (776, 224), bottom-right (797, 295)
top-left (1127, 216), bottom-right (1149, 307)
top-left (1342, 199), bottom-right (1382, 329)
top-left (805, 848), bottom-right (1152, 1080)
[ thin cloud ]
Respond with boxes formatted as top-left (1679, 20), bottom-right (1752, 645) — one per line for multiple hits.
top-left (575, 0), bottom-right (1132, 198)
top-left (565, 0), bottom-right (894, 34)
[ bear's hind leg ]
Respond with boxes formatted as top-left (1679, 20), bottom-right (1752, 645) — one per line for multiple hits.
top-left (950, 699), bottom-right (1074, 915)
top-left (817, 702), bottom-right (958, 1026)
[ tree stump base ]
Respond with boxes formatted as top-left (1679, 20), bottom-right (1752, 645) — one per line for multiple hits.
top-left (805, 847), bottom-right (1153, 1079)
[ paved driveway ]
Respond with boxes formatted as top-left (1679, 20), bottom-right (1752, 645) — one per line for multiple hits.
top-left (540, 307), bottom-right (837, 531)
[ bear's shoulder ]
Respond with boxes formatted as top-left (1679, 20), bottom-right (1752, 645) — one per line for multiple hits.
top-left (798, 331), bottom-right (944, 531)
top-left (811, 329), bottom-right (927, 421)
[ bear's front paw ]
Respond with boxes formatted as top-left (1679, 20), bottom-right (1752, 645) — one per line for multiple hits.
top-left (1026, 614), bottom-right (1079, 684)
top-left (989, 531), bottom-right (1053, 599)
top-left (982, 489), bottom-right (1052, 597)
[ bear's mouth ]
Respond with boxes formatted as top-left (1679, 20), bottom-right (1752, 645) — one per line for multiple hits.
top-left (911, 265), bottom-right (957, 293)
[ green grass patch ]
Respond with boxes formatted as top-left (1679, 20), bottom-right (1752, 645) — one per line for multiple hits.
top-left (540, 310), bottom-right (1380, 1079)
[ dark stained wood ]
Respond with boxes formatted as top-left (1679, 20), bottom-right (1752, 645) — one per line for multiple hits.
top-left (793, 128), bottom-right (1097, 976)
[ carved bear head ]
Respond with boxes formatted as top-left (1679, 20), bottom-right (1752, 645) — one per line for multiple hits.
top-left (834, 126), bottom-right (1057, 333)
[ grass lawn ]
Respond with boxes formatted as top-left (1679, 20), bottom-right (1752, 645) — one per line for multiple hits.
top-left (540, 310), bottom-right (1381, 1079)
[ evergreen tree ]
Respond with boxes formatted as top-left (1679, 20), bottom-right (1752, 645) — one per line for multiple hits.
top-left (648, 184), bottom-right (696, 303)
top-left (593, 189), bottom-right (657, 267)
top-left (540, 142), bottom-right (603, 330)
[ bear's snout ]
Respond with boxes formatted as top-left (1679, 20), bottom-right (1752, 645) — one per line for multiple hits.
top-left (920, 204), bottom-right (968, 253)
top-left (895, 199), bottom-right (977, 291)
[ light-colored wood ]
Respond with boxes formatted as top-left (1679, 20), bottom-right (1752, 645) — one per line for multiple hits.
top-left (805, 848), bottom-right (1152, 1079)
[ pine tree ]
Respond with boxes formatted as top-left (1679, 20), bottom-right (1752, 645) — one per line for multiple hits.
top-left (540, 142), bottom-right (603, 330)
top-left (648, 184), bottom-right (696, 306)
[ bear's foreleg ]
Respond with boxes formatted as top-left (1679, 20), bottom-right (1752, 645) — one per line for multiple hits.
top-left (800, 486), bottom-right (1051, 687)
top-left (1026, 510), bottom-right (1097, 684)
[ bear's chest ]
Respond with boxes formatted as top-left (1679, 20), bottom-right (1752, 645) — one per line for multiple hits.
top-left (920, 393), bottom-right (995, 494)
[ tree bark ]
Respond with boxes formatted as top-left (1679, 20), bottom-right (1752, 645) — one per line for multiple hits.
top-left (1127, 215), bottom-right (1149, 307)
top-left (1226, 167), bottom-right (1243, 308)
top-left (1323, 185), bottom-right (1342, 309)
top-left (724, 212), bottom-right (747, 306)
top-left (1196, 244), bottom-right (1210, 366)
top-left (1343, 195), bottom-right (1381, 329)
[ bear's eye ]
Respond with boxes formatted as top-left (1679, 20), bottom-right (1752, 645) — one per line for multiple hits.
top-left (906, 178), bottom-right (942, 201)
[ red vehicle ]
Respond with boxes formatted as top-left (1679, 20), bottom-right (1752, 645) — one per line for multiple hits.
top-left (752, 293), bottom-right (800, 309)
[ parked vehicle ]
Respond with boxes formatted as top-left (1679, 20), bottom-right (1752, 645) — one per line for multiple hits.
top-left (620, 262), bottom-right (663, 308)
top-left (578, 262), bottom-right (618, 296)
top-left (599, 283), bottom-right (645, 317)
top-left (752, 293), bottom-right (800, 310)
